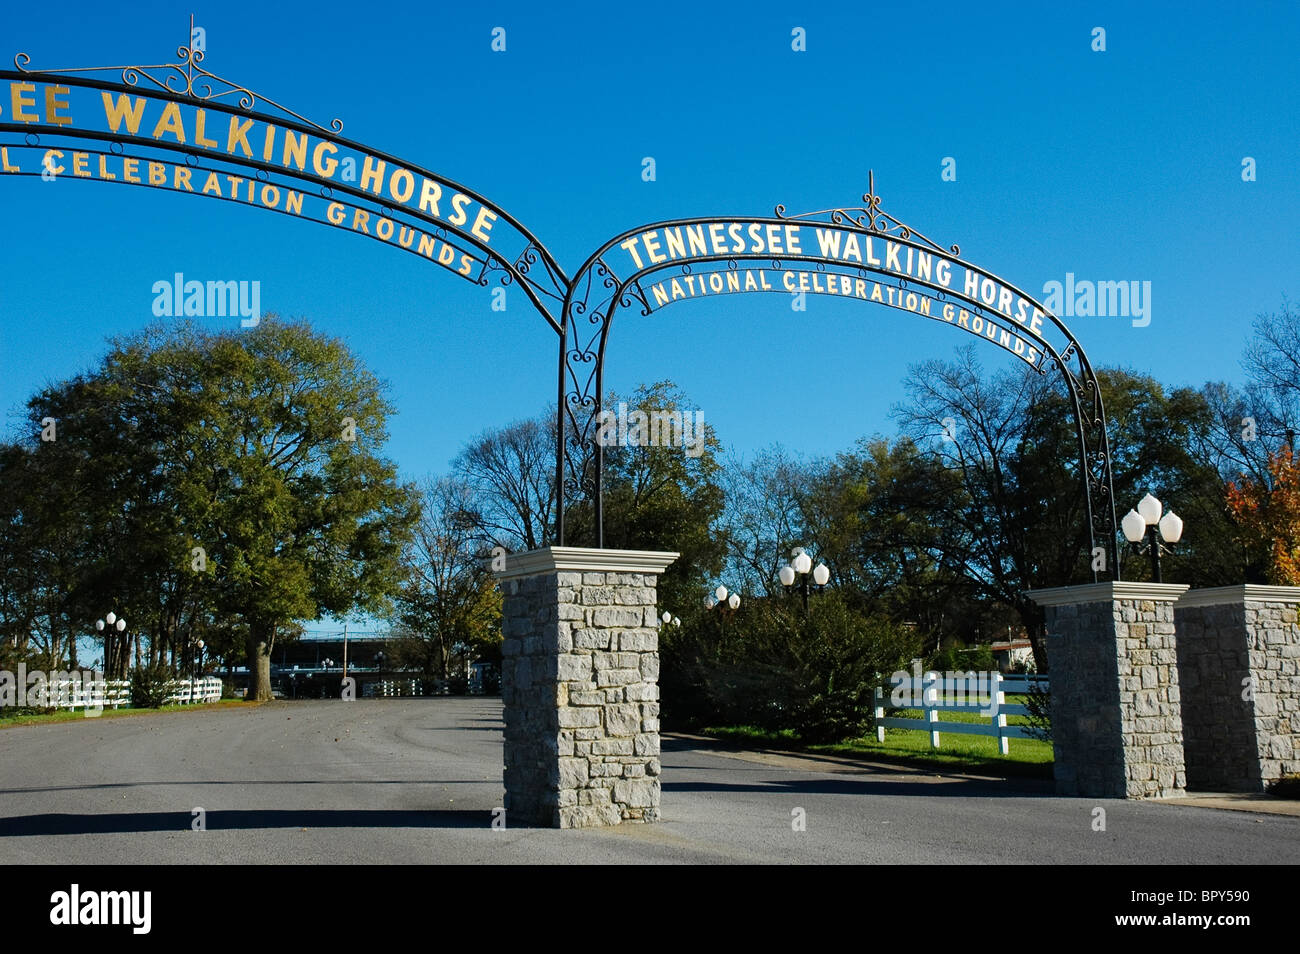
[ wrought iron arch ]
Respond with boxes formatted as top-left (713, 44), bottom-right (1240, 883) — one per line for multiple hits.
top-left (0, 28), bottom-right (1118, 577)
top-left (557, 178), bottom-right (1120, 579)
top-left (0, 25), bottom-right (569, 332)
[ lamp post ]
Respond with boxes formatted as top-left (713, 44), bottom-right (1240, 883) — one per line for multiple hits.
top-left (705, 585), bottom-right (740, 641)
top-left (1121, 492), bottom-right (1184, 583)
top-left (660, 611), bottom-right (682, 628)
top-left (778, 547), bottom-right (830, 611)
top-left (704, 584), bottom-right (741, 613)
top-left (95, 612), bottom-right (127, 678)
top-left (196, 639), bottom-right (206, 676)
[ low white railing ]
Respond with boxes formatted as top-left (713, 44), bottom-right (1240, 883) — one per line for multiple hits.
top-left (366, 678), bottom-right (425, 698)
top-left (34, 676), bottom-right (223, 711)
top-left (162, 676), bottom-right (223, 705)
top-left (873, 672), bottom-right (1048, 755)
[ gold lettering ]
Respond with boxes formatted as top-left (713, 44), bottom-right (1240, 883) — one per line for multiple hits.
top-left (226, 117), bottom-right (254, 157)
top-left (471, 207), bottom-right (498, 243)
top-left (194, 109), bottom-right (218, 149)
top-left (101, 93), bottom-right (147, 134)
top-left (448, 193), bottom-right (470, 227)
top-left (43, 85), bottom-right (72, 125)
top-left (151, 102), bottom-right (186, 143)
top-left (11, 83), bottom-right (38, 123)
top-left (281, 129), bottom-right (308, 170)
top-left (312, 141), bottom-right (338, 178)
top-left (359, 157), bottom-right (385, 194)
top-left (389, 167), bottom-right (414, 203)
top-left (418, 178), bottom-right (442, 216)
top-left (72, 152), bottom-right (89, 177)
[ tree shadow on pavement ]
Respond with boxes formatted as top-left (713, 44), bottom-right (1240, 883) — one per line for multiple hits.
top-left (0, 808), bottom-right (496, 836)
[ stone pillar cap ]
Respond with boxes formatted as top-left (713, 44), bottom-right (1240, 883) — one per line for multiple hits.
top-left (1026, 581), bottom-right (1189, 607)
top-left (493, 545), bottom-right (680, 580)
top-left (1175, 584), bottom-right (1300, 608)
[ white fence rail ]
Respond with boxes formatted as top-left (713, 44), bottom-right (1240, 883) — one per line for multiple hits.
top-left (364, 679), bottom-right (426, 698)
top-left (30, 676), bottom-right (223, 711)
top-left (162, 677), bottom-right (223, 705)
top-left (873, 672), bottom-right (1048, 755)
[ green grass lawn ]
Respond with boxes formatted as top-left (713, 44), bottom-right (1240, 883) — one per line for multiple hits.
top-left (0, 698), bottom-right (253, 729)
top-left (699, 711), bottom-right (1055, 780)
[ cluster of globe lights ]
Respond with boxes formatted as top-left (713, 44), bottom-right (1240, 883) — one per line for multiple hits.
top-left (1120, 492), bottom-right (1183, 546)
top-left (778, 548), bottom-right (830, 588)
top-left (704, 585), bottom-right (740, 611)
top-left (94, 612), bottom-right (127, 635)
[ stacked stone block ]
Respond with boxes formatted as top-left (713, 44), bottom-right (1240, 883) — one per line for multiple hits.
top-left (496, 547), bottom-right (677, 828)
top-left (1028, 583), bottom-right (1188, 798)
top-left (1175, 586), bottom-right (1300, 791)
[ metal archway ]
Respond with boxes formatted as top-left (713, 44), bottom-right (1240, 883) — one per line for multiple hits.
top-left (0, 32), bottom-right (569, 331)
top-left (0, 30), bottom-right (1118, 579)
top-left (556, 177), bottom-right (1120, 579)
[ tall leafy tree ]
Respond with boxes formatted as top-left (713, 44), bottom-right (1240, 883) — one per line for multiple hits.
top-left (180, 319), bottom-right (419, 699)
top-left (5, 319), bottom-right (418, 698)
top-left (895, 347), bottom-right (1236, 669)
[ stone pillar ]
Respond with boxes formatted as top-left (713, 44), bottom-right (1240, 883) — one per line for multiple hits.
top-left (1174, 585), bottom-right (1300, 791)
top-left (494, 546), bottom-right (678, 828)
top-left (1027, 582), bottom-right (1188, 798)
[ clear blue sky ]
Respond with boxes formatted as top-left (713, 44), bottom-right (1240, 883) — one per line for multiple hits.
top-left (2, 0), bottom-right (1297, 480)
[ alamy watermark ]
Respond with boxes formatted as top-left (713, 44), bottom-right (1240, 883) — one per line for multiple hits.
top-left (0, 665), bottom-right (108, 716)
top-left (889, 659), bottom-right (1001, 716)
top-left (50, 884), bottom-right (151, 934)
top-left (151, 272), bottom-right (261, 327)
top-left (595, 402), bottom-right (706, 458)
top-left (1041, 273), bottom-right (1151, 327)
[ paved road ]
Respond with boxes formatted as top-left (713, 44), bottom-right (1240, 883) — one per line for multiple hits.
top-left (1, 699), bottom-right (1297, 864)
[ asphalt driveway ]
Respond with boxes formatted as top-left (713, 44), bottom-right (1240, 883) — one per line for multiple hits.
top-left (1, 698), bottom-right (1295, 864)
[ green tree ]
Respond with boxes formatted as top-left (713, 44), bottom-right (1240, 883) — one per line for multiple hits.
top-left (181, 319), bottom-right (419, 700)
top-left (569, 381), bottom-right (728, 615)
top-left (895, 348), bottom-right (1236, 669)
top-left (394, 476), bottom-right (502, 680)
top-left (6, 319), bottom-right (418, 699)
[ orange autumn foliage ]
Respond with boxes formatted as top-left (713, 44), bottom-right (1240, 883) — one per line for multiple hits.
top-left (1226, 446), bottom-right (1300, 585)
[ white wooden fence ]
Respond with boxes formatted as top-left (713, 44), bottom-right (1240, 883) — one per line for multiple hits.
top-left (366, 678), bottom-right (426, 698)
top-left (40, 676), bottom-right (222, 711)
top-left (873, 672), bottom-right (1048, 755)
